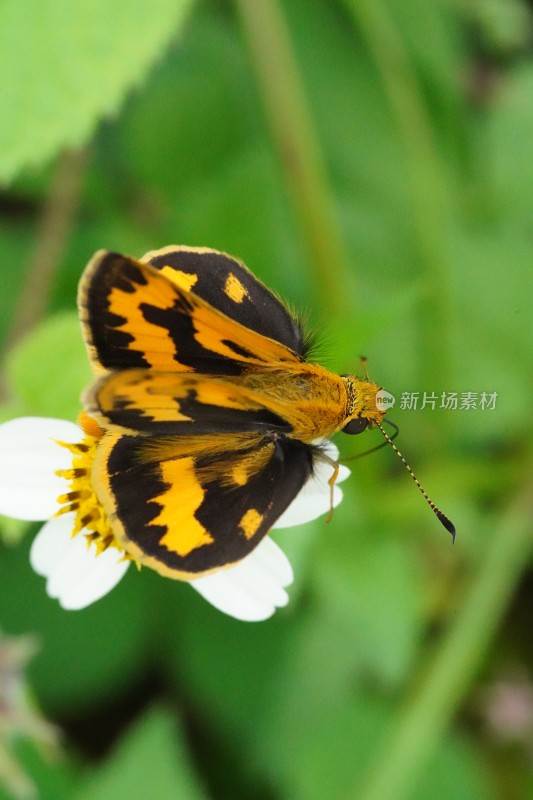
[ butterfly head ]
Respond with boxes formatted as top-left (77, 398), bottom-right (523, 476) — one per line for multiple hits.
top-left (340, 376), bottom-right (386, 435)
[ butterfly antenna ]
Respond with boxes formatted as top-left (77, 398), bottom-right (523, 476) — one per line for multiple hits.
top-left (360, 355), bottom-right (370, 380)
top-left (376, 421), bottom-right (456, 542)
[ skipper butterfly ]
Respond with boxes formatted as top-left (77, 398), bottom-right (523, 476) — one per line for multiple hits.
top-left (78, 246), bottom-right (453, 581)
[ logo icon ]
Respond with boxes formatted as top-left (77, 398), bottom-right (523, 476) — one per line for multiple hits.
top-left (376, 390), bottom-right (395, 412)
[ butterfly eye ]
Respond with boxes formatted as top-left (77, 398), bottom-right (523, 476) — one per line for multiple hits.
top-left (341, 417), bottom-right (369, 435)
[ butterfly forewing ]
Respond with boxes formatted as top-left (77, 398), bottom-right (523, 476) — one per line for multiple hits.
top-left (79, 251), bottom-right (303, 375)
top-left (143, 245), bottom-right (308, 356)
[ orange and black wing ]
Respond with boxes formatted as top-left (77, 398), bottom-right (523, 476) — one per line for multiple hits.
top-left (85, 369), bottom-right (293, 435)
top-left (79, 249), bottom-right (306, 375)
top-left (92, 430), bottom-right (314, 579)
top-left (79, 247), bottom-right (320, 577)
top-left (142, 245), bottom-right (309, 356)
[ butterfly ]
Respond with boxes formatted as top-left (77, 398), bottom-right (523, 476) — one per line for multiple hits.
top-left (78, 246), bottom-right (452, 582)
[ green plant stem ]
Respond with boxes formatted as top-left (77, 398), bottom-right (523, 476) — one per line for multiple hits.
top-left (234, 0), bottom-right (350, 316)
top-left (345, 0), bottom-right (454, 395)
top-left (4, 147), bottom-right (88, 353)
top-left (356, 483), bottom-right (533, 800)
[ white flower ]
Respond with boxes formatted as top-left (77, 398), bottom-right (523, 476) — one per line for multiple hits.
top-left (0, 417), bottom-right (349, 621)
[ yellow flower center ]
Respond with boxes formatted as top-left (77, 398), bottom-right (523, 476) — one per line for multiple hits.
top-left (54, 412), bottom-right (134, 562)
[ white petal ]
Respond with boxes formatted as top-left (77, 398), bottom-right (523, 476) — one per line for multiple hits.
top-left (273, 452), bottom-right (350, 529)
top-left (320, 440), bottom-right (340, 461)
top-left (191, 537), bottom-right (293, 621)
top-left (274, 483), bottom-right (344, 528)
top-left (30, 515), bottom-right (129, 610)
top-left (30, 514), bottom-right (77, 576)
top-left (0, 417), bottom-right (82, 521)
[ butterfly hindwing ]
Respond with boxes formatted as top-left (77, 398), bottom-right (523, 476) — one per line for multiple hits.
top-left (79, 250), bottom-right (303, 375)
top-left (92, 430), bottom-right (314, 579)
top-left (85, 369), bottom-right (293, 435)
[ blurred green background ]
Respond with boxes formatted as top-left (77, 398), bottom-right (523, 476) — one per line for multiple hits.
top-left (1, 1), bottom-right (532, 798)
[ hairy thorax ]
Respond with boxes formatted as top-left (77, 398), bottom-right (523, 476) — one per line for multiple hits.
top-left (230, 364), bottom-right (385, 442)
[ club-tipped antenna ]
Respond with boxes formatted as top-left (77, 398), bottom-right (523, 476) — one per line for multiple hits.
top-left (376, 421), bottom-right (456, 542)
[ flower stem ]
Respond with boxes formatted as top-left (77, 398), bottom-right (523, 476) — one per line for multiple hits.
top-left (356, 483), bottom-right (533, 800)
top-left (4, 147), bottom-right (88, 353)
top-left (344, 0), bottom-right (454, 396)
top-left (234, 0), bottom-right (350, 315)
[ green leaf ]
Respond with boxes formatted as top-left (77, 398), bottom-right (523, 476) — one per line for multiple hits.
top-left (251, 632), bottom-right (492, 800)
top-left (0, 0), bottom-right (193, 183)
top-left (161, 575), bottom-right (292, 741)
top-left (413, 733), bottom-right (494, 800)
top-left (73, 707), bottom-right (207, 800)
top-left (0, 223), bottom-right (35, 347)
top-left (312, 513), bottom-right (424, 686)
top-left (0, 514), bottom-right (28, 547)
top-left (0, 536), bottom-right (150, 714)
top-left (0, 738), bottom-right (77, 800)
top-left (485, 63), bottom-right (533, 216)
top-left (255, 687), bottom-right (390, 800)
top-left (109, 5), bottom-right (258, 198)
top-left (5, 312), bottom-right (89, 420)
